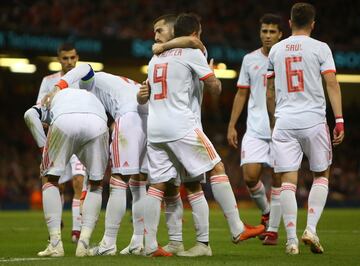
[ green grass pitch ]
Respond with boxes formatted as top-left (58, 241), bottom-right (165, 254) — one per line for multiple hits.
top-left (0, 208), bottom-right (359, 265)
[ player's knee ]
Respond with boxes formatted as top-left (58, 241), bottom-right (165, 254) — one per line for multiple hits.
top-left (42, 175), bottom-right (59, 186)
top-left (210, 161), bottom-right (225, 176)
top-left (184, 181), bottom-right (202, 194)
top-left (244, 178), bottom-right (259, 188)
top-left (313, 168), bottom-right (330, 178)
top-left (88, 180), bottom-right (102, 190)
top-left (111, 173), bottom-right (128, 182)
top-left (129, 173), bottom-right (147, 182)
top-left (164, 183), bottom-right (179, 197)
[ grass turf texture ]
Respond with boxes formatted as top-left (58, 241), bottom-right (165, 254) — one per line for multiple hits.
top-left (0, 208), bottom-right (359, 265)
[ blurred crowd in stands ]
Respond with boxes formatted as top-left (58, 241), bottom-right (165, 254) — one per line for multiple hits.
top-left (1, 0), bottom-right (360, 49)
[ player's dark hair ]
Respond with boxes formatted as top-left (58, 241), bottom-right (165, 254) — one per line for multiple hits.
top-left (174, 13), bottom-right (201, 37)
top-left (153, 14), bottom-right (177, 26)
top-left (291, 2), bottom-right (316, 29)
top-left (57, 42), bottom-right (77, 55)
top-left (260, 13), bottom-right (283, 32)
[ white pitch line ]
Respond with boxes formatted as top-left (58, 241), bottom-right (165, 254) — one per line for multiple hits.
top-left (0, 258), bottom-right (53, 263)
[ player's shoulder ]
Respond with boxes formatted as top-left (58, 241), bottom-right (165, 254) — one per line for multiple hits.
top-left (180, 47), bottom-right (204, 57)
top-left (43, 72), bottom-right (61, 80)
top-left (308, 37), bottom-right (330, 49)
top-left (244, 48), bottom-right (262, 60)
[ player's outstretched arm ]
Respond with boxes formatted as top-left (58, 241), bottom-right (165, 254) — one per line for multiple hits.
top-left (227, 89), bottom-right (249, 149)
top-left (137, 81), bottom-right (150, 105)
top-left (152, 36), bottom-right (205, 55)
top-left (323, 72), bottom-right (344, 146)
top-left (266, 76), bottom-right (276, 129)
top-left (24, 106), bottom-right (47, 149)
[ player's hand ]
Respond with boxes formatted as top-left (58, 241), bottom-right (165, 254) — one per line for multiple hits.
top-left (41, 86), bottom-right (60, 108)
top-left (227, 126), bottom-right (238, 148)
top-left (152, 43), bottom-right (165, 55)
top-left (333, 118), bottom-right (344, 146)
top-left (209, 58), bottom-right (214, 71)
top-left (137, 81), bottom-right (150, 104)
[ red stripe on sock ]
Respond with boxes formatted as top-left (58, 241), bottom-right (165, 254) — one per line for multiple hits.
top-left (110, 177), bottom-right (128, 189)
top-left (148, 187), bottom-right (164, 200)
top-left (188, 191), bottom-right (204, 202)
top-left (129, 179), bottom-right (147, 187)
top-left (210, 175), bottom-right (229, 184)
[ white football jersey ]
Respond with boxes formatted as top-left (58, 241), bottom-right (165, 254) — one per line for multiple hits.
top-left (237, 48), bottom-right (271, 139)
top-left (61, 64), bottom-right (147, 119)
top-left (147, 48), bottom-right (213, 142)
top-left (268, 35), bottom-right (336, 129)
top-left (50, 88), bottom-right (107, 123)
top-left (36, 72), bottom-right (79, 104)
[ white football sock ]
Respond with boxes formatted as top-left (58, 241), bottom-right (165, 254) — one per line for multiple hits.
top-left (102, 177), bottom-right (127, 247)
top-left (210, 175), bottom-right (244, 238)
top-left (268, 187), bottom-right (282, 232)
top-left (42, 183), bottom-right (62, 246)
top-left (72, 199), bottom-right (81, 231)
top-left (80, 186), bottom-right (102, 246)
top-left (129, 178), bottom-right (146, 246)
top-left (164, 193), bottom-right (183, 242)
top-left (247, 181), bottom-right (270, 215)
top-left (144, 187), bottom-right (163, 254)
top-left (188, 191), bottom-right (209, 243)
top-left (280, 182), bottom-right (297, 241)
top-left (307, 177), bottom-right (329, 233)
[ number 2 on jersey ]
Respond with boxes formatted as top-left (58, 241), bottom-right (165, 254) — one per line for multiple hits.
top-left (153, 63), bottom-right (168, 100)
top-left (285, 56), bottom-right (304, 92)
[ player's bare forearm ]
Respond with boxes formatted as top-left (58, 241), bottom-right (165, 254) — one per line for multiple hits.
top-left (203, 76), bottom-right (222, 95)
top-left (324, 72), bottom-right (344, 145)
top-left (228, 89), bottom-right (248, 128)
top-left (152, 36), bottom-right (205, 54)
top-left (324, 73), bottom-right (343, 118)
top-left (227, 89), bottom-right (248, 148)
top-left (266, 77), bottom-right (276, 129)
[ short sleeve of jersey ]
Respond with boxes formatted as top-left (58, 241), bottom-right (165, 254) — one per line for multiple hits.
top-left (185, 49), bottom-right (214, 80)
top-left (236, 56), bottom-right (250, 89)
top-left (319, 43), bottom-right (336, 74)
top-left (267, 47), bottom-right (275, 78)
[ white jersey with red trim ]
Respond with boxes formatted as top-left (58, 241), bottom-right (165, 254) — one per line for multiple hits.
top-left (50, 88), bottom-right (107, 123)
top-left (90, 72), bottom-right (146, 118)
top-left (36, 72), bottom-right (79, 104)
top-left (237, 48), bottom-right (271, 139)
top-left (61, 64), bottom-right (146, 119)
top-left (268, 35), bottom-right (336, 129)
top-left (147, 48), bottom-right (213, 142)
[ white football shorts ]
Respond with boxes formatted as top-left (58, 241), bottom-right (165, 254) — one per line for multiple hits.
top-left (59, 155), bottom-right (87, 184)
top-left (272, 122), bottom-right (332, 173)
top-left (110, 112), bottom-right (148, 175)
top-left (42, 113), bottom-right (109, 181)
top-left (240, 133), bottom-right (273, 167)
top-left (147, 127), bottom-right (221, 184)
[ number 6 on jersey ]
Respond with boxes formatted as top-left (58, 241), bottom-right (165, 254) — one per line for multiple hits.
top-left (285, 56), bottom-right (304, 93)
top-left (153, 63), bottom-right (168, 100)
